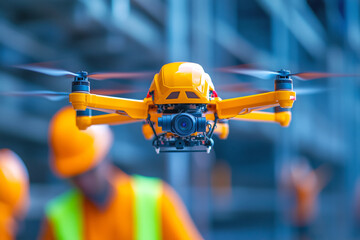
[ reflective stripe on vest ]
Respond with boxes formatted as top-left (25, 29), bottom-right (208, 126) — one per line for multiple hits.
top-left (133, 175), bottom-right (161, 240)
top-left (45, 176), bottom-right (162, 240)
top-left (46, 190), bottom-right (83, 240)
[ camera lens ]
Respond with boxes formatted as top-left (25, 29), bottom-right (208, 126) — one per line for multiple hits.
top-left (173, 113), bottom-right (196, 137)
top-left (178, 118), bottom-right (191, 132)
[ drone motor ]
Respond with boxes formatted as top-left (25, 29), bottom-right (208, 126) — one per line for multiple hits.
top-left (275, 69), bottom-right (293, 91)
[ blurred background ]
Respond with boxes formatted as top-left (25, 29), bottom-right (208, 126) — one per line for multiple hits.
top-left (0, 0), bottom-right (359, 239)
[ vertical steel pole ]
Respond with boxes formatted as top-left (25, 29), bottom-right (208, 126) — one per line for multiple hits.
top-left (344, 0), bottom-right (360, 238)
top-left (166, 0), bottom-right (191, 205)
top-left (191, 0), bottom-right (213, 237)
top-left (271, 1), bottom-right (293, 239)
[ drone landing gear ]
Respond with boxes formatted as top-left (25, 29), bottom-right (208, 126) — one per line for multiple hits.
top-left (155, 147), bottom-right (212, 154)
top-left (153, 135), bottom-right (214, 154)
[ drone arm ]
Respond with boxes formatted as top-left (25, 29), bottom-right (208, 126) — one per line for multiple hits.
top-left (76, 113), bottom-right (142, 130)
top-left (231, 110), bottom-right (292, 127)
top-left (70, 93), bottom-right (149, 119)
top-left (216, 90), bottom-right (295, 119)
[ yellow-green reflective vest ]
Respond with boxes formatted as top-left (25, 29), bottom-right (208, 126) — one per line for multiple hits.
top-left (45, 175), bottom-right (162, 240)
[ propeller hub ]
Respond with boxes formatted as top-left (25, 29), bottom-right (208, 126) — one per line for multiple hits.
top-left (72, 71), bottom-right (90, 93)
top-left (75, 71), bottom-right (88, 79)
top-left (277, 69), bottom-right (291, 78)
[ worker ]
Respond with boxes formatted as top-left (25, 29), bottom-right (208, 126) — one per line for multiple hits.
top-left (39, 106), bottom-right (203, 240)
top-left (281, 159), bottom-right (329, 240)
top-left (0, 149), bottom-right (29, 240)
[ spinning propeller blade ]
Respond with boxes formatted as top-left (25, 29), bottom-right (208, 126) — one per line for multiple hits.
top-left (215, 83), bottom-right (266, 93)
top-left (219, 68), bottom-right (279, 80)
top-left (0, 91), bottom-right (69, 101)
top-left (88, 72), bottom-right (154, 80)
top-left (15, 63), bottom-right (154, 80)
top-left (218, 65), bottom-right (359, 81)
top-left (215, 82), bottom-right (327, 96)
top-left (91, 88), bottom-right (146, 95)
top-left (0, 85), bottom-right (144, 101)
top-left (293, 87), bottom-right (328, 95)
top-left (15, 64), bottom-right (78, 77)
top-left (290, 72), bottom-right (358, 80)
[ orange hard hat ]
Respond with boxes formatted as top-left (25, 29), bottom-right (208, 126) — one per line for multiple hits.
top-left (49, 106), bottom-right (113, 178)
top-left (0, 149), bottom-right (29, 218)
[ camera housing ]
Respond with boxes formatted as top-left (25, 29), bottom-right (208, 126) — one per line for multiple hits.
top-left (158, 113), bottom-right (206, 137)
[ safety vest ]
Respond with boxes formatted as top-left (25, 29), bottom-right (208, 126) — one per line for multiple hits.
top-left (45, 175), bottom-right (162, 240)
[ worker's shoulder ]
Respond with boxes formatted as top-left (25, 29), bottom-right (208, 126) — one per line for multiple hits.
top-left (130, 175), bottom-right (180, 200)
top-left (131, 174), bottom-right (162, 183)
top-left (112, 168), bottom-right (164, 187)
top-left (113, 173), bottom-right (163, 189)
top-left (133, 174), bottom-right (170, 187)
top-left (112, 170), bottom-right (176, 198)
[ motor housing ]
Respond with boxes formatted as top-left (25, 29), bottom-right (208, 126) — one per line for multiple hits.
top-left (274, 69), bottom-right (293, 91)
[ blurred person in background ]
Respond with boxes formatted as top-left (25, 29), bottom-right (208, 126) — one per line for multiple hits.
top-left (211, 160), bottom-right (232, 210)
top-left (352, 178), bottom-right (360, 236)
top-left (281, 158), bottom-right (329, 240)
top-left (0, 149), bottom-right (29, 240)
top-left (39, 106), bottom-right (202, 240)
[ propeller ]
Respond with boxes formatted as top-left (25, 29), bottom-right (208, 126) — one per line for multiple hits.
top-left (215, 82), bottom-right (327, 96)
top-left (15, 63), bottom-right (154, 80)
top-left (0, 90), bottom-right (69, 101)
top-left (218, 66), bottom-right (359, 81)
top-left (215, 82), bottom-right (255, 93)
top-left (0, 86), bottom-right (148, 101)
top-left (15, 65), bottom-right (78, 77)
top-left (294, 87), bottom-right (329, 95)
top-left (90, 88), bottom-right (147, 95)
top-left (87, 72), bottom-right (153, 80)
top-left (219, 68), bottom-right (279, 80)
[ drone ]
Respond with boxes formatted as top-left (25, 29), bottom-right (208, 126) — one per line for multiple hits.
top-left (3, 62), bottom-right (352, 153)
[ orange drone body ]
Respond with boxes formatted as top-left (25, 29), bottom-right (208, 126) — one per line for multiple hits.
top-left (69, 62), bottom-right (295, 153)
